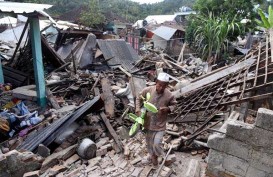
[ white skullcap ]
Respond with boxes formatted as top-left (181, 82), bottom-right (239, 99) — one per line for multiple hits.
top-left (157, 72), bottom-right (169, 82)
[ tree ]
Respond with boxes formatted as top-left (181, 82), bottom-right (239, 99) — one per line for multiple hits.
top-left (256, 5), bottom-right (273, 62)
top-left (80, 0), bottom-right (105, 27)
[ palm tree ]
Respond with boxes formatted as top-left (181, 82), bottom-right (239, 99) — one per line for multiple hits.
top-left (256, 6), bottom-right (273, 62)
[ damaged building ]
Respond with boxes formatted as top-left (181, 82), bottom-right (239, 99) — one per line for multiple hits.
top-left (0, 1), bottom-right (273, 177)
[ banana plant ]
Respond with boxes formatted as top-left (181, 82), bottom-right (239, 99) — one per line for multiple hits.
top-left (256, 5), bottom-right (273, 62)
top-left (128, 92), bottom-right (158, 137)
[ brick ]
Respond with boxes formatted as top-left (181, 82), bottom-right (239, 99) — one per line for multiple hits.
top-left (124, 145), bottom-right (130, 157)
top-left (48, 165), bottom-right (67, 176)
top-left (250, 150), bottom-right (273, 173)
top-left (100, 156), bottom-right (113, 169)
top-left (130, 155), bottom-right (142, 165)
top-left (226, 121), bottom-right (273, 153)
top-left (88, 156), bottom-right (101, 168)
top-left (64, 154), bottom-right (80, 166)
top-left (131, 167), bottom-right (143, 177)
top-left (222, 153), bottom-right (249, 176)
top-left (118, 160), bottom-right (128, 169)
top-left (66, 169), bottom-right (80, 177)
top-left (96, 137), bottom-right (109, 148)
top-left (160, 166), bottom-right (173, 177)
top-left (41, 145), bottom-right (77, 173)
top-left (112, 169), bottom-right (124, 177)
top-left (185, 159), bottom-right (200, 177)
top-left (100, 143), bottom-right (112, 151)
top-left (208, 133), bottom-right (252, 161)
top-left (23, 171), bottom-right (40, 177)
top-left (207, 150), bottom-right (225, 176)
top-left (140, 166), bottom-right (152, 177)
top-left (104, 166), bottom-right (117, 174)
top-left (245, 166), bottom-right (267, 177)
top-left (96, 148), bottom-right (107, 157)
top-left (255, 108), bottom-right (273, 132)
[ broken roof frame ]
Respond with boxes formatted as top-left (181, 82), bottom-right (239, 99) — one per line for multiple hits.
top-left (170, 42), bottom-right (273, 144)
top-left (0, 2), bottom-right (53, 107)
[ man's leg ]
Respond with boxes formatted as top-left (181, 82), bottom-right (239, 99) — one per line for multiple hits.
top-left (145, 130), bottom-right (154, 163)
top-left (153, 131), bottom-right (165, 157)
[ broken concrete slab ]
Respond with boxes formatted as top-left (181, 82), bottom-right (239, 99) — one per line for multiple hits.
top-left (185, 159), bottom-right (200, 177)
top-left (0, 150), bottom-right (42, 177)
top-left (12, 85), bottom-right (37, 101)
top-left (255, 108), bottom-right (273, 132)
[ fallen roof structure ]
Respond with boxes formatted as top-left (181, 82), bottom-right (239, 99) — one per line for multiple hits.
top-left (17, 96), bottom-right (103, 151)
top-left (171, 42), bottom-right (273, 144)
top-left (97, 39), bottom-right (139, 72)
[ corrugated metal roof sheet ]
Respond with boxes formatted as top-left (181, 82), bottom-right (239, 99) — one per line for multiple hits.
top-left (97, 39), bottom-right (139, 72)
top-left (0, 2), bottom-right (52, 15)
top-left (152, 26), bottom-right (177, 40)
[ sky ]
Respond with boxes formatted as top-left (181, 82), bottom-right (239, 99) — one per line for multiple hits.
top-left (130, 0), bottom-right (164, 4)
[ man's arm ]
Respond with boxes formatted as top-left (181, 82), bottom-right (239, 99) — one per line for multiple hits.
top-left (159, 94), bottom-right (177, 113)
top-left (135, 87), bottom-right (149, 115)
top-left (168, 95), bottom-right (177, 113)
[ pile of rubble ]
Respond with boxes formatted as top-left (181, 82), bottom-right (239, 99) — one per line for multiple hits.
top-left (1, 6), bottom-right (273, 177)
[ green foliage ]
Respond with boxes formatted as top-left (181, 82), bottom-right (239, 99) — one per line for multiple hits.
top-left (189, 13), bottom-right (240, 61)
top-left (185, 15), bottom-right (198, 45)
top-left (256, 5), bottom-right (273, 62)
top-left (80, 0), bottom-right (105, 27)
top-left (194, 0), bottom-right (264, 32)
top-left (10, 0), bottom-right (196, 23)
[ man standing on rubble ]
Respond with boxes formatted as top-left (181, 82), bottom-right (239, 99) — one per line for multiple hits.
top-left (135, 72), bottom-right (177, 167)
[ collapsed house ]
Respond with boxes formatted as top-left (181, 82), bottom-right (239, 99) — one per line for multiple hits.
top-left (0, 1), bottom-right (273, 177)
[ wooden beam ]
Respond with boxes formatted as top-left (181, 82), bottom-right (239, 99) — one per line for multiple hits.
top-left (100, 112), bottom-right (123, 153)
top-left (101, 77), bottom-right (115, 118)
top-left (173, 58), bottom-right (256, 98)
top-left (46, 88), bottom-right (60, 109)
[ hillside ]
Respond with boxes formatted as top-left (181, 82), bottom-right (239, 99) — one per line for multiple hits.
top-left (15, 0), bottom-right (196, 23)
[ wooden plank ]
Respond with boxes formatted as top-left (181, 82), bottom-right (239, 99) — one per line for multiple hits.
top-left (94, 87), bottom-right (100, 96)
top-left (46, 88), bottom-right (60, 109)
top-left (173, 58), bottom-right (256, 98)
top-left (101, 77), bottom-right (115, 118)
top-left (100, 112), bottom-right (123, 153)
top-left (118, 66), bottom-right (132, 77)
